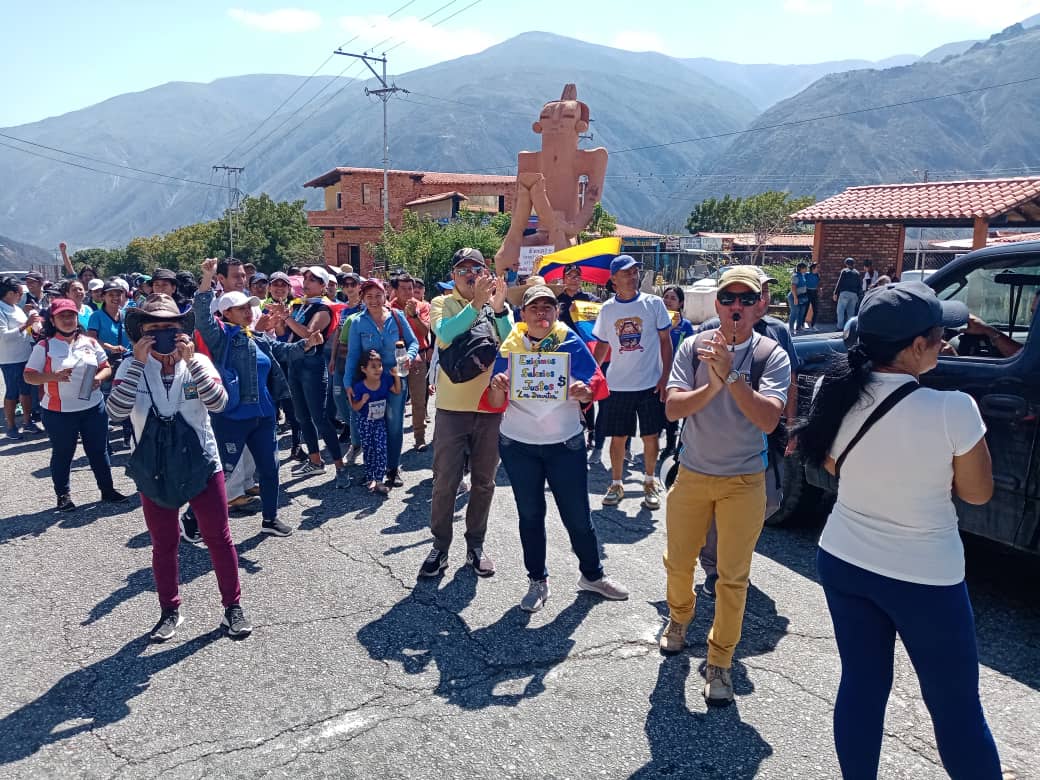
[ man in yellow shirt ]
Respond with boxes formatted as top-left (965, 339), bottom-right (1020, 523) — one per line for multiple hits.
top-left (421, 248), bottom-right (512, 578)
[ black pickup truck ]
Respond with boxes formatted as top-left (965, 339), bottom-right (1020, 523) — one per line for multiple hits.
top-left (771, 241), bottom-right (1040, 557)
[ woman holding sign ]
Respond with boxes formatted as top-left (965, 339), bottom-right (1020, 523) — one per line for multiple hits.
top-left (485, 284), bottom-right (629, 613)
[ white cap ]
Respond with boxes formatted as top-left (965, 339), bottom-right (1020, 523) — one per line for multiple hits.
top-left (87, 278), bottom-right (105, 291)
top-left (216, 291), bottom-right (261, 312)
top-left (269, 271), bottom-right (292, 284)
top-left (112, 277), bottom-right (130, 292)
top-left (304, 266), bottom-right (331, 285)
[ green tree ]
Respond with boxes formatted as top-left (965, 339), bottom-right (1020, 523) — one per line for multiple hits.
top-left (579, 202), bottom-right (618, 242)
top-left (70, 247), bottom-right (127, 276)
top-left (222, 193), bottom-right (323, 273)
top-left (685, 195), bottom-right (744, 234)
top-left (737, 191), bottom-right (815, 263)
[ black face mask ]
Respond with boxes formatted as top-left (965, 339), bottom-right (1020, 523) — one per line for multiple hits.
top-left (150, 328), bottom-right (181, 355)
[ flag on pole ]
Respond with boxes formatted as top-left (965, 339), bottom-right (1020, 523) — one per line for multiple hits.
top-left (535, 237), bottom-right (622, 286)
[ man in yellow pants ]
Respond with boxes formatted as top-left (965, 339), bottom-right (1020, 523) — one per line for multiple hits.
top-left (659, 266), bottom-right (791, 705)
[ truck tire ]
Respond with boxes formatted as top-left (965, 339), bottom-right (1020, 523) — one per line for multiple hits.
top-left (766, 451), bottom-right (826, 527)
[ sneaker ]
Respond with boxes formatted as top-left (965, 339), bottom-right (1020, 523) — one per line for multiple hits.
top-left (179, 510), bottom-right (203, 546)
top-left (602, 483), bottom-right (624, 507)
top-left (289, 445), bottom-right (308, 463)
top-left (587, 447), bottom-right (602, 465)
top-left (578, 575), bottom-right (630, 601)
top-left (101, 489), bottom-right (130, 503)
top-left (261, 518), bottom-right (294, 537)
top-left (641, 481), bottom-right (662, 510)
top-left (704, 664), bottom-right (734, 705)
top-left (292, 460), bottom-right (326, 476)
top-left (419, 547), bottom-right (448, 578)
top-left (345, 445), bottom-right (360, 466)
top-left (414, 439), bottom-right (428, 452)
top-left (659, 617), bottom-right (688, 654)
top-left (22, 421), bottom-right (42, 435)
top-left (222, 604), bottom-right (253, 638)
top-left (702, 573), bottom-right (718, 600)
top-left (466, 546), bottom-right (496, 577)
top-left (335, 467), bottom-right (352, 489)
top-left (385, 468), bottom-right (403, 488)
top-left (520, 579), bottom-right (550, 613)
top-left (149, 608), bottom-right (183, 642)
top-left (5, 429), bottom-right (22, 441)
top-left (56, 493), bottom-right (76, 512)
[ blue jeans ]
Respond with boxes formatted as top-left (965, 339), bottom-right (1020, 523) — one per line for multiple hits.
top-left (40, 404), bottom-right (114, 497)
top-left (817, 549), bottom-right (1001, 780)
top-left (210, 414), bottom-right (279, 520)
top-left (288, 356), bottom-right (342, 462)
top-left (385, 382), bottom-right (407, 471)
top-left (836, 291), bottom-right (859, 329)
top-left (498, 432), bottom-right (604, 581)
top-left (1, 361), bottom-right (31, 400)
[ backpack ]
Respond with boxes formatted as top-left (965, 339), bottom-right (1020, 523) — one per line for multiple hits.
top-left (437, 305), bottom-right (500, 384)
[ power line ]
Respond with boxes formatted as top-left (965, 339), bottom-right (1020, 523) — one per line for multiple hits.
top-left (0, 131), bottom-right (227, 188)
top-left (385, 0), bottom-right (485, 53)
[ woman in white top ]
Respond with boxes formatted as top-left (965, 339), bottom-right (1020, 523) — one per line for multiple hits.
top-left (0, 276), bottom-right (39, 439)
top-left (485, 284), bottom-right (629, 613)
top-left (797, 281), bottom-right (1003, 779)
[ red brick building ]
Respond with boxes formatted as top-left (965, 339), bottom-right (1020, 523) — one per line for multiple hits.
top-left (303, 167), bottom-right (517, 275)
top-left (793, 177), bottom-right (1040, 321)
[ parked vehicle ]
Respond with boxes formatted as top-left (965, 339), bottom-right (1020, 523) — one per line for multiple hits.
top-left (772, 241), bottom-right (1040, 557)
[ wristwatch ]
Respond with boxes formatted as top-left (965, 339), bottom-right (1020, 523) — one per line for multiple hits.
top-left (725, 369), bottom-right (741, 385)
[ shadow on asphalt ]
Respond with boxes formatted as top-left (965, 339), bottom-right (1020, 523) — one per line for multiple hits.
top-left (0, 630), bottom-right (223, 767)
top-left (357, 568), bottom-right (600, 709)
top-left (755, 524), bottom-right (1040, 692)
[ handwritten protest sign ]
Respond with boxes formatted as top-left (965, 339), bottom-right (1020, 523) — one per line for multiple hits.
top-left (509, 352), bottom-right (570, 402)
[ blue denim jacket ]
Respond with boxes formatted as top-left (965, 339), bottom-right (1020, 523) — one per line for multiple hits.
top-left (193, 290), bottom-right (299, 404)
top-left (345, 307), bottom-right (418, 385)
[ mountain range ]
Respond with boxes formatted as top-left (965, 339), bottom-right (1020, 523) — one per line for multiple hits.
top-left (0, 234), bottom-right (53, 272)
top-left (2, 16), bottom-right (1040, 250)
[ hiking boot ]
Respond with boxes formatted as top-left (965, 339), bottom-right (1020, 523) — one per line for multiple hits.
top-left (602, 483), bottom-right (624, 506)
top-left (578, 575), bottom-right (630, 601)
top-left (659, 618), bottom-right (688, 654)
top-left (222, 604), bottom-right (253, 638)
top-left (520, 579), bottom-right (550, 613)
top-left (419, 547), bottom-right (448, 578)
top-left (179, 510), bottom-right (203, 545)
top-left (56, 493), bottom-right (76, 512)
top-left (101, 489), bottom-right (130, 504)
top-left (150, 608), bottom-right (183, 642)
top-left (335, 467), bottom-right (352, 490)
top-left (345, 444), bottom-right (360, 465)
top-left (261, 518), bottom-right (294, 537)
top-left (292, 460), bottom-right (326, 476)
top-left (467, 546), bottom-right (496, 577)
top-left (641, 481), bottom-right (662, 510)
top-left (702, 573), bottom-right (718, 600)
top-left (704, 664), bottom-right (734, 705)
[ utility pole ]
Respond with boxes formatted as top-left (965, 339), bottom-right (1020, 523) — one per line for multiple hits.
top-left (334, 50), bottom-right (408, 228)
top-left (213, 165), bottom-right (244, 257)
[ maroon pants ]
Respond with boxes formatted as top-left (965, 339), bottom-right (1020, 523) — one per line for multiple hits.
top-left (140, 471), bottom-right (241, 611)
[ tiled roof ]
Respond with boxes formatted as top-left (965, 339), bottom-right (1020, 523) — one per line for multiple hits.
top-left (991, 231), bottom-right (1040, 244)
top-left (793, 177), bottom-right (1040, 222)
top-left (695, 232), bottom-right (815, 247)
top-left (613, 223), bottom-right (663, 239)
top-left (304, 166), bottom-right (515, 188)
top-left (404, 191), bottom-right (467, 207)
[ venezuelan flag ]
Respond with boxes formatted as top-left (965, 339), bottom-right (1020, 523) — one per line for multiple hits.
top-left (569, 299), bottom-right (602, 347)
top-left (535, 237), bottom-right (622, 286)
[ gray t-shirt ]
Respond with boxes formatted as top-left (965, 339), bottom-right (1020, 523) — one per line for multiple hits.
top-left (668, 332), bottom-right (791, 476)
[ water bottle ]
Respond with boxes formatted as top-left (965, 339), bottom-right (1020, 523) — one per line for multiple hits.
top-left (394, 341), bottom-right (409, 377)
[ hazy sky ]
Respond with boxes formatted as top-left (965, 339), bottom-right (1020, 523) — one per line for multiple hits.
top-left (3, 0), bottom-right (1038, 127)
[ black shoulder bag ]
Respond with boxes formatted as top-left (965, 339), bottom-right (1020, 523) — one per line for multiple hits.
top-left (438, 304), bottom-right (500, 384)
top-left (125, 371), bottom-right (218, 509)
top-left (803, 382), bottom-right (920, 493)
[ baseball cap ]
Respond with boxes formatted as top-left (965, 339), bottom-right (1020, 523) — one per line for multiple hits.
top-left (101, 281), bottom-right (125, 295)
top-left (87, 278), bottom-right (105, 292)
top-left (521, 284), bottom-right (558, 307)
top-left (437, 280), bottom-right (455, 291)
top-left (609, 255), bottom-right (640, 275)
top-left (268, 271), bottom-right (292, 285)
top-left (716, 266), bottom-right (763, 294)
top-left (111, 277), bottom-right (130, 292)
top-left (152, 268), bottom-right (177, 282)
top-left (24, 272), bottom-right (44, 283)
top-left (844, 257), bottom-right (855, 267)
top-left (755, 267), bottom-right (778, 285)
top-left (137, 274), bottom-right (152, 283)
top-left (216, 291), bottom-right (262, 312)
top-left (338, 272), bottom-right (362, 284)
top-left (303, 266), bottom-right (331, 285)
top-left (359, 278), bottom-right (385, 295)
top-left (451, 247), bottom-right (485, 268)
top-left (49, 298), bottom-right (78, 316)
top-left (857, 281), bottom-right (967, 341)
top-left (248, 272), bottom-right (268, 285)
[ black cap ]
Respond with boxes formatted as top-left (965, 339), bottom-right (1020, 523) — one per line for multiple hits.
top-left (24, 272), bottom-right (44, 282)
top-left (152, 268), bottom-right (177, 282)
top-left (858, 281), bottom-right (967, 341)
top-left (249, 272), bottom-right (268, 284)
top-left (451, 247), bottom-right (485, 267)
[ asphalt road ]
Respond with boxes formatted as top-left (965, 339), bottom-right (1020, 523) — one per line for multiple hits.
top-left (0, 412), bottom-right (1037, 779)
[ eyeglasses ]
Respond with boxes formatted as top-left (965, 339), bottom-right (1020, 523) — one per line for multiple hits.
top-left (717, 291), bottom-right (761, 307)
top-left (453, 266), bottom-right (486, 277)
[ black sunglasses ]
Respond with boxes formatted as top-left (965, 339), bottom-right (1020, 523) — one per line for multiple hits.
top-left (717, 290), bottom-right (761, 307)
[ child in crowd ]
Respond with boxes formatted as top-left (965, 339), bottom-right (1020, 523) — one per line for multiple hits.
top-left (348, 349), bottom-right (401, 494)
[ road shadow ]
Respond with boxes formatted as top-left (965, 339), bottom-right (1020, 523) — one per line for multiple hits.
top-left (630, 654), bottom-right (773, 779)
top-left (357, 568), bottom-right (599, 709)
top-left (0, 630), bottom-right (222, 766)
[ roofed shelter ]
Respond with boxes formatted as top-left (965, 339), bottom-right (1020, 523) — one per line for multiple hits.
top-left (793, 176), bottom-right (1040, 321)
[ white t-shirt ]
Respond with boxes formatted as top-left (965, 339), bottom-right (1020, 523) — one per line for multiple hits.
top-left (819, 372), bottom-right (986, 586)
top-left (25, 335), bottom-right (108, 413)
top-left (114, 355), bottom-right (222, 473)
top-left (0, 301), bottom-right (33, 364)
top-left (499, 335), bottom-right (585, 445)
top-left (591, 292), bottom-right (671, 392)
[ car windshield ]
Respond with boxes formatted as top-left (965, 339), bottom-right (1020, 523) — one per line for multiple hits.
top-left (936, 255), bottom-right (1040, 338)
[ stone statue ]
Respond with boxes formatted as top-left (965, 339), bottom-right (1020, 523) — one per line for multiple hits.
top-left (494, 84), bottom-right (609, 270)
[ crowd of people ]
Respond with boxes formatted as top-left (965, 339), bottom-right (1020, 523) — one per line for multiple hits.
top-left (0, 249), bottom-right (1012, 778)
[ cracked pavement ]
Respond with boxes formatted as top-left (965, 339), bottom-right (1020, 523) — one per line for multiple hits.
top-left (1, 424), bottom-right (1038, 779)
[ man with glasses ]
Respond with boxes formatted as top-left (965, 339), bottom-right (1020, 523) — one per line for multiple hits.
top-left (659, 266), bottom-right (790, 705)
top-left (591, 255), bottom-right (673, 511)
top-left (391, 273), bottom-right (432, 450)
top-left (421, 248), bottom-right (512, 578)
